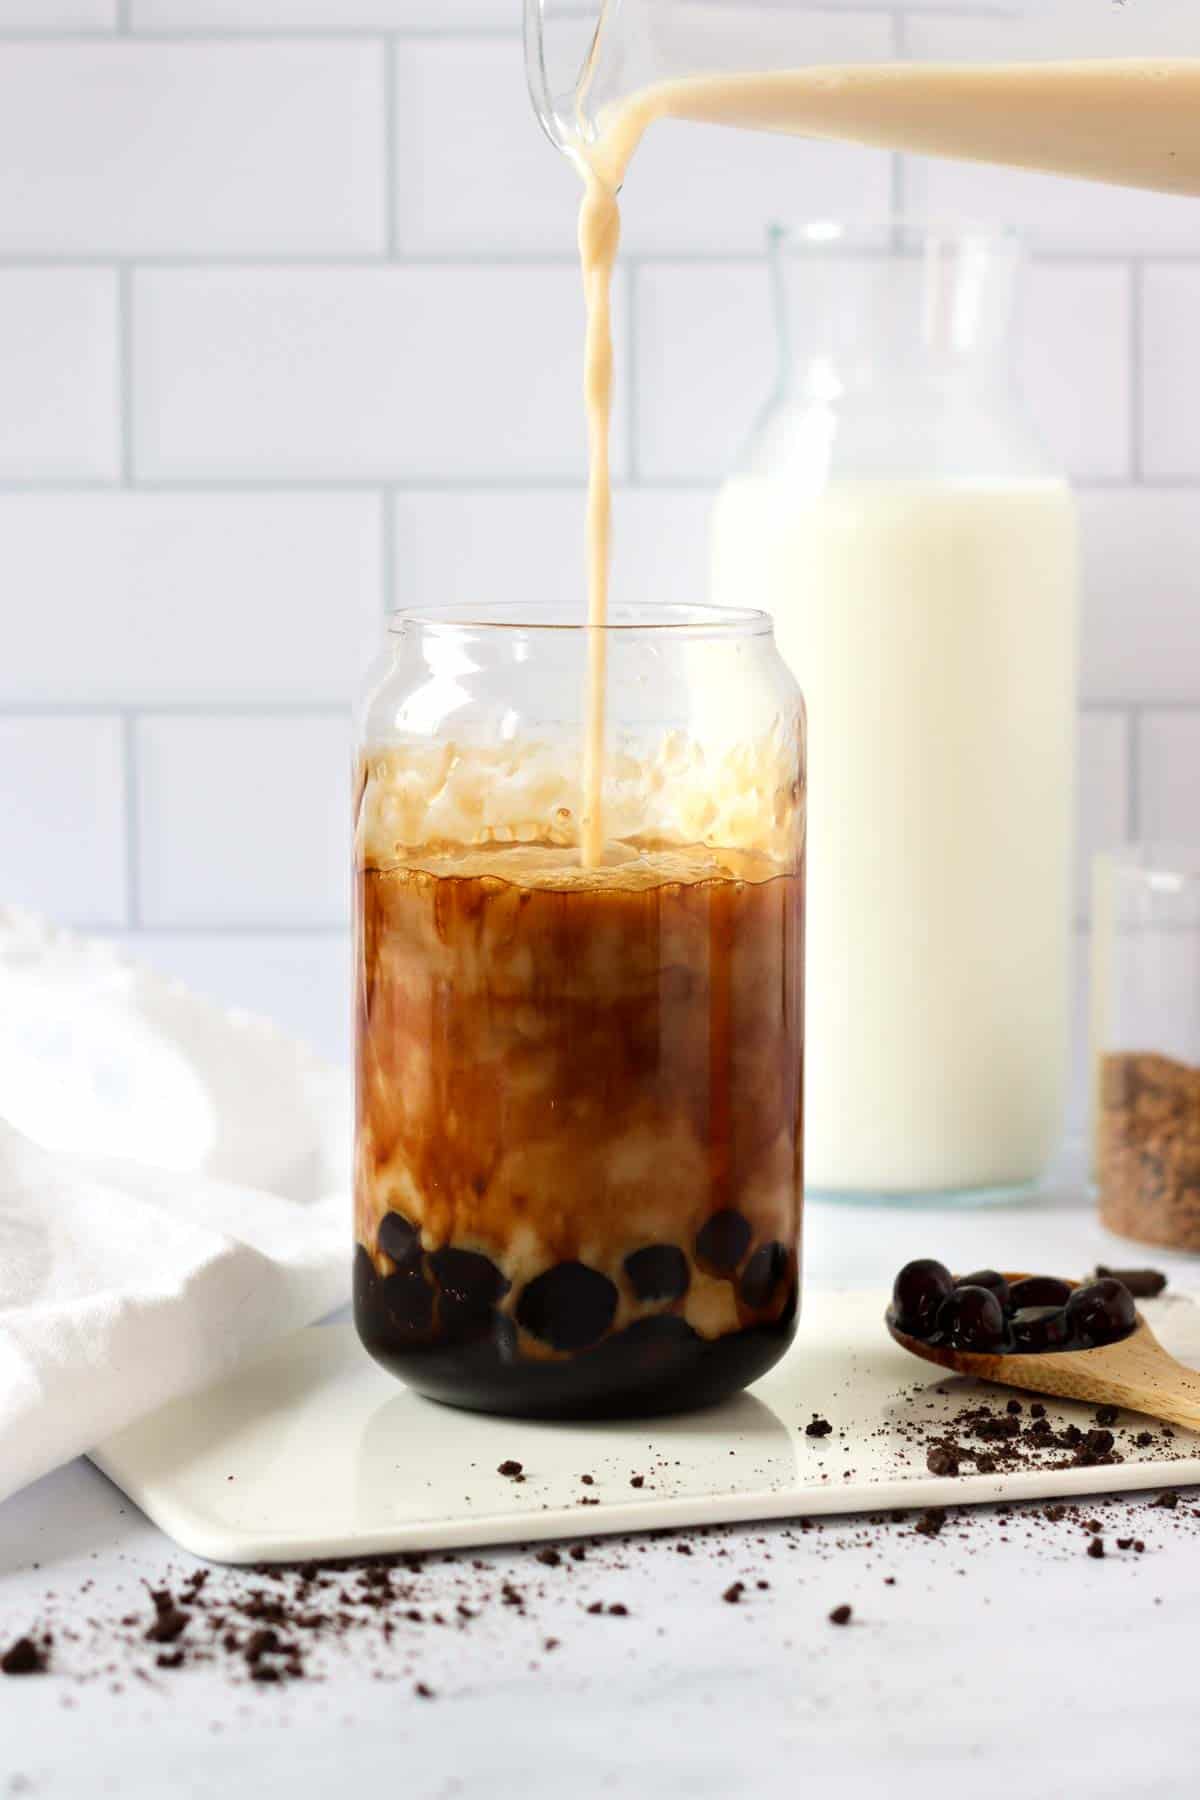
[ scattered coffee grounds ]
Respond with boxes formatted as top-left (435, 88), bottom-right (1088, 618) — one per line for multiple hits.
top-left (580, 1475), bottom-right (595, 1486)
top-left (1095, 1406), bottom-right (1120, 1426)
top-left (145, 1589), bottom-right (190, 1645)
top-left (1087, 1538), bottom-right (1106, 1559)
top-left (805, 1418), bottom-right (833, 1439)
top-left (829, 1605), bottom-right (852, 1626)
top-left (926, 1446), bottom-right (959, 1478)
top-left (630, 1476), bottom-right (645, 1489)
top-left (890, 1259), bottom-right (1137, 1355)
top-left (415, 1682), bottom-right (436, 1699)
top-left (2, 1638), bottom-right (47, 1677)
top-left (914, 1510), bottom-right (946, 1538)
top-left (722, 1582), bottom-right (745, 1604)
top-left (1097, 1053), bottom-right (1200, 1251)
top-left (1095, 1266), bottom-right (1168, 1300)
top-left (497, 1461), bottom-right (523, 1479)
top-left (1156, 1490), bottom-right (1180, 1509)
top-left (535, 1548), bottom-right (561, 1568)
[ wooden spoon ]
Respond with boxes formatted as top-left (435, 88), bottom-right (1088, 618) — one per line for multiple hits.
top-left (886, 1273), bottom-right (1200, 1433)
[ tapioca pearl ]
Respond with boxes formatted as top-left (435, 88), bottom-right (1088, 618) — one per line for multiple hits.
top-left (379, 1211), bottom-right (421, 1271)
top-left (380, 1268), bottom-right (435, 1340)
top-left (492, 1313), bottom-right (520, 1363)
top-left (1011, 1306), bottom-right (1072, 1352)
top-left (739, 1242), bottom-right (789, 1312)
top-left (516, 1262), bottom-right (619, 1353)
top-left (695, 1210), bottom-right (752, 1276)
top-left (1008, 1276), bottom-right (1073, 1311)
top-left (1067, 1278), bottom-right (1137, 1347)
top-left (353, 1242), bottom-right (379, 1302)
top-left (624, 1245), bottom-right (690, 1305)
top-left (429, 1248), bottom-right (510, 1312)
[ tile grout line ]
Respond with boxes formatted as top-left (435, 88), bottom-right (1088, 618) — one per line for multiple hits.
top-left (0, 702), bottom-right (352, 718)
top-left (1129, 258), bottom-right (1145, 485)
top-left (624, 261), bottom-right (640, 486)
top-left (382, 35), bottom-right (399, 260)
top-left (92, 922), bottom-right (351, 940)
top-left (1127, 704), bottom-right (1143, 841)
top-left (380, 487), bottom-right (397, 618)
top-left (1, 251), bottom-right (1195, 271)
top-left (5, 697), bottom-right (1196, 718)
top-left (118, 261), bottom-right (135, 487)
top-left (2, 473), bottom-right (1200, 494)
top-left (121, 712), bottom-right (141, 929)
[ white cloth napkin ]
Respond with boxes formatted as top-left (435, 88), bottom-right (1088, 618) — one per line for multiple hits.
top-left (0, 912), bottom-right (349, 1508)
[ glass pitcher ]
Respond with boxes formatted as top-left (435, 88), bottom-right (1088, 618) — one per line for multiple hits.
top-left (712, 218), bottom-right (1078, 1202)
top-left (527, 0), bottom-right (1200, 192)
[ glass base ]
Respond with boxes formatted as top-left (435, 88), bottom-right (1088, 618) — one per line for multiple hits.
top-left (808, 1178), bottom-right (1043, 1210)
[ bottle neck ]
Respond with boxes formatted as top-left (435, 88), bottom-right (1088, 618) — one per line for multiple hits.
top-left (771, 225), bottom-right (1020, 407)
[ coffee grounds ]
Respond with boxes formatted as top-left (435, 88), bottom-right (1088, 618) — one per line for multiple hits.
top-left (2, 1638), bottom-right (47, 1676)
top-left (497, 1461), bottom-right (524, 1480)
top-left (1087, 1537), bottom-right (1105, 1559)
top-left (805, 1418), bottom-right (833, 1439)
top-left (829, 1605), bottom-right (852, 1626)
top-left (722, 1582), bottom-right (745, 1604)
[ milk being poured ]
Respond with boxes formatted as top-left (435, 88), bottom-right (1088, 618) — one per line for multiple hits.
top-left (574, 57), bottom-right (1200, 867)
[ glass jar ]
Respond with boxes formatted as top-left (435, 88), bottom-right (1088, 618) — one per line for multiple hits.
top-left (713, 219), bottom-right (1079, 1202)
top-left (1092, 847), bottom-right (1200, 1252)
top-left (353, 601), bottom-right (806, 1419)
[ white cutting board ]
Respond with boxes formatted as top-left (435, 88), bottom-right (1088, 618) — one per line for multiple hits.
top-left (91, 1289), bottom-right (1200, 1564)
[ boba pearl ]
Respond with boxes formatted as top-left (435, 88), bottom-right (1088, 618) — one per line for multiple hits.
top-left (695, 1210), bottom-right (752, 1275)
top-left (935, 1284), bottom-right (1008, 1352)
top-left (1067, 1277), bottom-right (1137, 1347)
top-left (740, 1242), bottom-right (789, 1312)
top-left (516, 1261), bottom-right (618, 1353)
top-left (380, 1267), bottom-right (435, 1339)
top-left (1010, 1305), bottom-right (1072, 1353)
top-left (379, 1211), bottom-right (422, 1271)
top-left (624, 1244), bottom-right (690, 1304)
top-left (957, 1269), bottom-right (1012, 1313)
top-left (891, 1259), bottom-right (955, 1336)
top-left (1008, 1275), bottom-right (1073, 1311)
top-left (430, 1248), bottom-right (510, 1313)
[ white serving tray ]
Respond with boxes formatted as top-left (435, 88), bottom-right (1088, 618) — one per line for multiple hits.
top-left (91, 1289), bottom-right (1200, 1564)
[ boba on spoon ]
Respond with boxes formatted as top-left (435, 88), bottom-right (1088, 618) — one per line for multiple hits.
top-left (888, 1262), bottom-right (1200, 1434)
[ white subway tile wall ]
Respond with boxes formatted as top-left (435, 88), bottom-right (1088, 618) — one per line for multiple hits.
top-left (0, 6), bottom-right (1195, 1142)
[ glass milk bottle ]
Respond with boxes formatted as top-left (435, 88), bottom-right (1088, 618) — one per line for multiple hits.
top-left (713, 220), bottom-right (1079, 1201)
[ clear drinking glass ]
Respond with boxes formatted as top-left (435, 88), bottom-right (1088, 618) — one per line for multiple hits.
top-left (353, 601), bottom-right (806, 1419)
top-left (1092, 847), bottom-right (1200, 1251)
top-left (526, 0), bottom-right (1196, 166)
top-left (713, 218), bottom-right (1079, 1202)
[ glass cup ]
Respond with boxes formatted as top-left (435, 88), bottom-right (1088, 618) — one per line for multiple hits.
top-left (1092, 846), bottom-right (1200, 1251)
top-left (353, 601), bottom-right (806, 1419)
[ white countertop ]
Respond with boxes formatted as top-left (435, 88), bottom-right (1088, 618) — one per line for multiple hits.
top-left (3, 1186), bottom-right (1198, 1800)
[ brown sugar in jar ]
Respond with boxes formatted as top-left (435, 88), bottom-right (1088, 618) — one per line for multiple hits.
top-left (1097, 1052), bottom-right (1200, 1251)
top-left (1092, 848), bottom-right (1200, 1253)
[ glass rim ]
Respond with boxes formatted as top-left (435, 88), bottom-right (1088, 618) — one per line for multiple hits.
top-left (387, 600), bottom-right (774, 639)
top-left (768, 214), bottom-right (1023, 257)
top-left (1096, 843), bottom-right (1200, 888)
